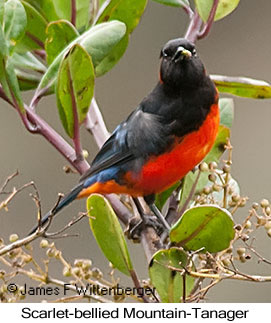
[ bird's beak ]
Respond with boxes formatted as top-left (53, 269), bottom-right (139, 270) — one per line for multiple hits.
top-left (172, 46), bottom-right (192, 61)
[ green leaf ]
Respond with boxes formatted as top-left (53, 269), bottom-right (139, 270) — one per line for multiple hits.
top-left (4, 0), bottom-right (27, 53)
top-left (56, 44), bottom-right (95, 138)
top-left (36, 21), bottom-right (126, 94)
top-left (219, 98), bottom-right (234, 128)
top-left (195, 0), bottom-right (240, 22)
top-left (10, 52), bottom-right (46, 73)
top-left (45, 20), bottom-right (79, 65)
top-left (96, 0), bottom-right (147, 34)
top-left (88, 194), bottom-right (133, 276)
top-left (16, 1), bottom-right (47, 52)
top-left (149, 248), bottom-right (194, 302)
top-left (212, 74), bottom-right (271, 99)
top-left (204, 125), bottom-right (229, 164)
top-left (170, 205), bottom-right (235, 252)
top-left (95, 33), bottom-right (129, 77)
top-left (94, 0), bottom-right (147, 74)
top-left (4, 59), bottom-right (25, 113)
top-left (0, 23), bottom-right (8, 56)
top-left (75, 0), bottom-right (91, 31)
top-left (155, 182), bottom-right (180, 211)
top-left (152, 0), bottom-right (189, 8)
top-left (22, 0), bottom-right (59, 22)
top-left (0, 0), bottom-right (4, 25)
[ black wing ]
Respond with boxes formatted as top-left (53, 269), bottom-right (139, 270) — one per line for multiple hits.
top-left (80, 105), bottom-right (173, 182)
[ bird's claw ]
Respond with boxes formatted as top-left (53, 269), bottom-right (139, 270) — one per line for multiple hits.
top-left (126, 214), bottom-right (164, 241)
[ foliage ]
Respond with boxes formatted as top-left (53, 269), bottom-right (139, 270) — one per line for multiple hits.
top-left (1, 0), bottom-right (271, 303)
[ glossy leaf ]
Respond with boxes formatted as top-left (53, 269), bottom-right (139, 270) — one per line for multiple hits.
top-left (10, 52), bottom-right (46, 73)
top-left (195, 0), bottom-right (240, 22)
top-left (152, 0), bottom-right (190, 8)
top-left (36, 21), bottom-right (126, 94)
top-left (96, 0), bottom-right (147, 34)
top-left (149, 248), bottom-right (194, 302)
top-left (212, 74), bottom-right (271, 99)
top-left (4, 0), bottom-right (27, 52)
top-left (45, 20), bottom-right (79, 65)
top-left (170, 205), bottom-right (235, 252)
top-left (22, 0), bottom-right (59, 22)
top-left (75, 0), bottom-right (91, 30)
top-left (95, 33), bottom-right (129, 77)
top-left (5, 59), bottom-right (25, 113)
top-left (16, 1), bottom-right (47, 52)
top-left (88, 194), bottom-right (133, 276)
top-left (57, 44), bottom-right (94, 138)
top-left (219, 98), bottom-right (234, 128)
top-left (0, 0), bottom-right (4, 25)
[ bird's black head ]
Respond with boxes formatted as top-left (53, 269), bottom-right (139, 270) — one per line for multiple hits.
top-left (159, 38), bottom-right (206, 89)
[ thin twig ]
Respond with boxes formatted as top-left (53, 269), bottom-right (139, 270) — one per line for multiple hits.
top-left (0, 170), bottom-right (19, 194)
top-left (129, 269), bottom-right (150, 303)
top-left (45, 212), bottom-right (87, 238)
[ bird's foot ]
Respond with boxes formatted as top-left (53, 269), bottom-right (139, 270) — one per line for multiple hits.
top-left (126, 214), bottom-right (164, 241)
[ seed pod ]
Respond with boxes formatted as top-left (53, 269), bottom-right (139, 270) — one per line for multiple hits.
top-left (199, 162), bottom-right (209, 172)
top-left (239, 255), bottom-right (246, 263)
top-left (260, 199), bottom-right (270, 208)
top-left (203, 186), bottom-right (211, 195)
top-left (223, 165), bottom-right (231, 173)
top-left (252, 202), bottom-right (259, 210)
top-left (232, 194), bottom-right (240, 203)
top-left (222, 258), bottom-right (231, 267)
top-left (237, 247), bottom-right (246, 256)
top-left (264, 221), bottom-right (271, 230)
top-left (40, 239), bottom-right (49, 248)
top-left (244, 220), bottom-right (252, 229)
top-left (234, 224), bottom-right (242, 231)
top-left (208, 161), bottom-right (218, 170)
top-left (63, 267), bottom-right (72, 277)
top-left (212, 184), bottom-right (221, 192)
top-left (9, 234), bottom-right (19, 242)
top-left (46, 248), bottom-right (54, 257)
top-left (208, 173), bottom-right (216, 183)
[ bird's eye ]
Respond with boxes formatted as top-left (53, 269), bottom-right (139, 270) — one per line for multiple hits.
top-left (192, 48), bottom-right (197, 56)
top-left (160, 50), bottom-right (168, 58)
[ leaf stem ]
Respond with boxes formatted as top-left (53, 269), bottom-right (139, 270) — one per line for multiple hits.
top-left (198, 0), bottom-right (219, 39)
top-left (71, 0), bottom-right (76, 26)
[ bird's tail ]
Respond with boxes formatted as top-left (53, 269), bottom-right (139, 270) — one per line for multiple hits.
top-left (28, 182), bottom-right (84, 235)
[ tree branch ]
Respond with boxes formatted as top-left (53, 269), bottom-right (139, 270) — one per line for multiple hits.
top-left (85, 98), bottom-right (110, 148)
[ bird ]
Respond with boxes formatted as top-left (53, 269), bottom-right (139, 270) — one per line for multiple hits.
top-left (29, 38), bottom-right (219, 235)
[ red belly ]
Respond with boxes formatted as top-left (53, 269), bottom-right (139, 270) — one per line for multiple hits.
top-left (127, 103), bottom-right (220, 195)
